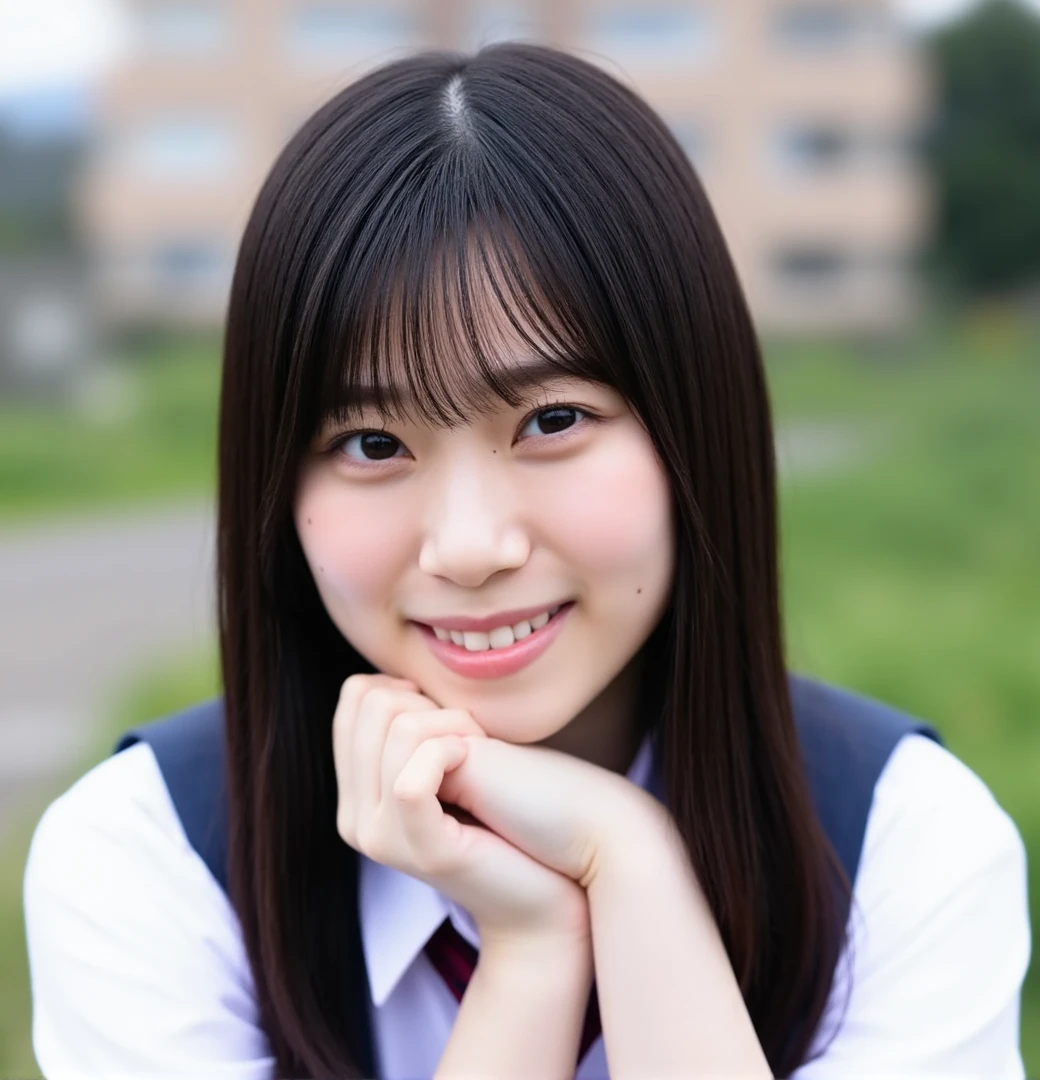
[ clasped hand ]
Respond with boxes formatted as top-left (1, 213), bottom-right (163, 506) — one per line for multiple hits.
top-left (332, 673), bottom-right (661, 949)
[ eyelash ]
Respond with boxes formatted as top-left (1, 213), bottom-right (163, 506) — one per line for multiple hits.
top-left (323, 403), bottom-right (600, 468)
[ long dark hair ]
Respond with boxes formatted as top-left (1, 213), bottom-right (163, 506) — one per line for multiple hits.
top-left (217, 42), bottom-right (849, 1078)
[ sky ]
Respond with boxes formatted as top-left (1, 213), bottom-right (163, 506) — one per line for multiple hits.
top-left (1, 0), bottom-right (1040, 106)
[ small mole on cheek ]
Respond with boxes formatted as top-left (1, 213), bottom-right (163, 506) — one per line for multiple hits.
top-left (307, 518), bottom-right (312, 525)
top-left (637, 588), bottom-right (642, 595)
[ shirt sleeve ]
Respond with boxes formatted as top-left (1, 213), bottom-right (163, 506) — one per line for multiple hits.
top-left (23, 741), bottom-right (276, 1079)
top-left (793, 733), bottom-right (1031, 1079)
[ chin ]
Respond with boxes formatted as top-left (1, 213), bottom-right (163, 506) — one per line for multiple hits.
top-left (402, 660), bottom-right (594, 742)
top-left (463, 695), bottom-right (584, 745)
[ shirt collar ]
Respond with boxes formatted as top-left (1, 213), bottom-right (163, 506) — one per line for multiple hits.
top-left (359, 732), bottom-right (658, 1007)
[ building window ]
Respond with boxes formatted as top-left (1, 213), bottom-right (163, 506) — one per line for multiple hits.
top-left (772, 124), bottom-right (853, 171)
top-left (773, 4), bottom-right (865, 48)
top-left (136, 2), bottom-right (229, 56)
top-left (584, 6), bottom-right (718, 62)
top-left (130, 117), bottom-right (235, 178)
top-left (773, 247), bottom-right (849, 287)
top-left (288, 5), bottom-right (417, 62)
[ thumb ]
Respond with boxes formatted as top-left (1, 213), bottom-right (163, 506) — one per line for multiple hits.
top-left (436, 735), bottom-right (502, 816)
top-left (436, 748), bottom-right (472, 809)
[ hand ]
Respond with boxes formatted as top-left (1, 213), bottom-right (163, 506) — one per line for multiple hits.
top-left (332, 674), bottom-right (590, 947)
top-left (438, 736), bottom-right (669, 888)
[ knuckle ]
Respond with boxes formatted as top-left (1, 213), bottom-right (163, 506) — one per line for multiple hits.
top-left (392, 778), bottom-right (420, 804)
top-left (442, 709), bottom-right (483, 735)
top-left (339, 676), bottom-right (420, 722)
top-left (334, 676), bottom-right (371, 730)
top-left (434, 733), bottom-right (462, 759)
top-left (362, 686), bottom-right (396, 714)
top-left (391, 711), bottom-right (424, 742)
top-left (338, 674), bottom-right (368, 703)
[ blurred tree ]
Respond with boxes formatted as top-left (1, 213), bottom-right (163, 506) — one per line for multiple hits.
top-left (925, 0), bottom-right (1040, 297)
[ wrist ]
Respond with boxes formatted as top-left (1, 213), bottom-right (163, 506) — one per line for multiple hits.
top-left (474, 875), bottom-right (592, 955)
top-left (582, 782), bottom-right (680, 889)
top-left (478, 910), bottom-right (592, 957)
top-left (476, 929), bottom-right (594, 993)
top-left (436, 924), bottom-right (595, 1080)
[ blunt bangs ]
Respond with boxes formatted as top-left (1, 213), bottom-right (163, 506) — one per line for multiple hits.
top-left (315, 212), bottom-right (606, 431)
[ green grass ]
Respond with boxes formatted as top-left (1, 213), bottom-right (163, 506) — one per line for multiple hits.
top-left (770, 331), bottom-right (1040, 1070)
top-left (0, 336), bottom-right (220, 524)
top-left (0, 325), bottom-right (1037, 1073)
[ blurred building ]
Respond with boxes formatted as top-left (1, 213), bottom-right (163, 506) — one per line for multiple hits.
top-left (0, 115), bottom-right (95, 397)
top-left (79, 0), bottom-right (932, 335)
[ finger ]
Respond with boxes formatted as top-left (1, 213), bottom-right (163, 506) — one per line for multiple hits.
top-left (333, 674), bottom-right (421, 836)
top-left (337, 672), bottom-right (417, 711)
top-left (333, 673), bottom-right (411, 752)
top-left (353, 686), bottom-right (437, 815)
top-left (332, 675), bottom-right (383, 838)
top-left (392, 736), bottom-right (469, 872)
top-left (381, 708), bottom-right (484, 810)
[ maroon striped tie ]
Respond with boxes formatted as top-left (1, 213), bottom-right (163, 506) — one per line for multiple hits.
top-left (424, 917), bottom-right (602, 1066)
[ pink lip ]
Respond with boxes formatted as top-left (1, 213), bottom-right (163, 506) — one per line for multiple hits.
top-left (413, 602), bottom-right (575, 680)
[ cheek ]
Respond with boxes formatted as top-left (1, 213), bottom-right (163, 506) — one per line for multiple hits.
top-left (541, 437), bottom-right (672, 573)
top-left (294, 480), bottom-right (412, 607)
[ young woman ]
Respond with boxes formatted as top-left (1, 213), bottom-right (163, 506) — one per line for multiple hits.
top-left (25, 44), bottom-right (1029, 1079)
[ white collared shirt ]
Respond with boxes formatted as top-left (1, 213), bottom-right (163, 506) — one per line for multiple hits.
top-left (24, 730), bottom-right (1030, 1078)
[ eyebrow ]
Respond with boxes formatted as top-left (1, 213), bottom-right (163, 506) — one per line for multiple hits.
top-left (345, 358), bottom-right (587, 414)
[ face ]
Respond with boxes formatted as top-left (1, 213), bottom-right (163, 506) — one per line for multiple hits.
top-left (293, 343), bottom-right (675, 761)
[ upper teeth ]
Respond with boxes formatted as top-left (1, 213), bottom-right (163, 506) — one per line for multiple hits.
top-left (432, 605), bottom-right (562, 651)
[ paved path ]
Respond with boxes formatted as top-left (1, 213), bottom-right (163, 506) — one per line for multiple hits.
top-left (0, 499), bottom-right (216, 832)
top-left (0, 421), bottom-right (868, 836)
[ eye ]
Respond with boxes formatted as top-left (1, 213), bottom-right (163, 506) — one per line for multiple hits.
top-left (518, 405), bottom-right (589, 441)
top-left (333, 430), bottom-right (406, 464)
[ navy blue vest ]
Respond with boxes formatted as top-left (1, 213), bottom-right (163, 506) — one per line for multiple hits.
top-left (112, 673), bottom-right (940, 1076)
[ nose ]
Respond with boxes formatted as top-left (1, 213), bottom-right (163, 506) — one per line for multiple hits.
top-left (417, 455), bottom-right (530, 587)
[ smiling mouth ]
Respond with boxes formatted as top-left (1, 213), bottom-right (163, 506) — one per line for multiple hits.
top-left (411, 601), bottom-right (576, 679)
top-left (418, 603), bottom-right (573, 653)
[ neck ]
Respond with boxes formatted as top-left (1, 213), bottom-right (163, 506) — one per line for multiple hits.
top-left (537, 652), bottom-right (647, 776)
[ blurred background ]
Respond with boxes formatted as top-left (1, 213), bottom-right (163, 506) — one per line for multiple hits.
top-left (1, 0), bottom-right (1037, 1073)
